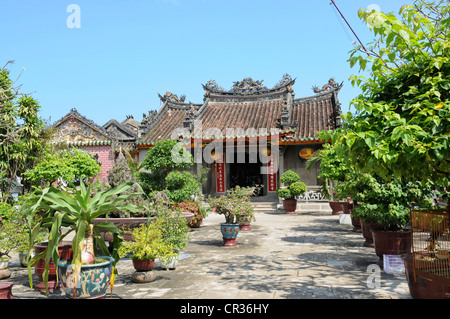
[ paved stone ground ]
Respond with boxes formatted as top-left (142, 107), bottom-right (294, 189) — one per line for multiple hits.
top-left (3, 210), bottom-right (411, 300)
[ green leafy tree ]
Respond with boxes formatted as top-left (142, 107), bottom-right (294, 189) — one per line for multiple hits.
top-left (0, 61), bottom-right (52, 200)
top-left (333, 1), bottom-right (449, 208)
top-left (24, 147), bottom-right (101, 188)
top-left (139, 139), bottom-right (193, 193)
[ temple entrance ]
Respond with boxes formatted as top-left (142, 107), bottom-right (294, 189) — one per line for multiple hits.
top-left (229, 150), bottom-right (264, 196)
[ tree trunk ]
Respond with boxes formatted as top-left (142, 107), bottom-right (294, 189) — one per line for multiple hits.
top-left (81, 224), bottom-right (95, 264)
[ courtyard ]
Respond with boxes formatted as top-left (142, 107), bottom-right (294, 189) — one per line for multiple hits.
top-left (6, 209), bottom-right (410, 300)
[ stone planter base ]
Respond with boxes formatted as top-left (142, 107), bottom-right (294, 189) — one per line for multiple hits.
top-left (133, 271), bottom-right (157, 283)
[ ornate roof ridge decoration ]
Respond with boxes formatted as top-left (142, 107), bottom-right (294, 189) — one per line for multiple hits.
top-left (102, 119), bottom-right (138, 139)
top-left (312, 78), bottom-right (343, 94)
top-left (158, 90), bottom-right (186, 103)
top-left (202, 74), bottom-right (296, 97)
top-left (53, 108), bottom-right (114, 139)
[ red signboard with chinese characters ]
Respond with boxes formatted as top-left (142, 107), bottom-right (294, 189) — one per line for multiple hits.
top-left (267, 156), bottom-right (277, 192)
top-left (215, 155), bottom-right (226, 193)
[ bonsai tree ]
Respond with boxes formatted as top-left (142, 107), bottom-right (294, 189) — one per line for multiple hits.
top-left (276, 170), bottom-right (307, 200)
top-left (24, 148), bottom-right (101, 188)
top-left (333, 1), bottom-right (449, 209)
top-left (27, 180), bottom-right (143, 295)
top-left (207, 185), bottom-right (259, 224)
top-left (139, 139), bottom-right (193, 193)
top-left (165, 170), bottom-right (201, 203)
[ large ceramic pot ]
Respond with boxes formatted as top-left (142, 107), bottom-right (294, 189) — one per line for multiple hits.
top-left (220, 223), bottom-right (240, 247)
top-left (132, 258), bottom-right (155, 271)
top-left (34, 241), bottom-right (73, 291)
top-left (350, 210), bottom-right (362, 233)
top-left (343, 202), bottom-right (354, 214)
top-left (329, 201), bottom-right (345, 215)
top-left (0, 282), bottom-right (15, 299)
top-left (360, 220), bottom-right (381, 248)
top-left (94, 212), bottom-right (195, 242)
top-left (282, 199), bottom-right (297, 215)
top-left (403, 253), bottom-right (450, 299)
top-left (58, 256), bottom-right (114, 299)
top-left (371, 229), bottom-right (412, 267)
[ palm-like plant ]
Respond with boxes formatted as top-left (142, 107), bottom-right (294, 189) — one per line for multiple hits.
top-left (27, 181), bottom-right (145, 295)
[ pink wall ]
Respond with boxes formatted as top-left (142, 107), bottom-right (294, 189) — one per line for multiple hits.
top-left (80, 145), bottom-right (115, 184)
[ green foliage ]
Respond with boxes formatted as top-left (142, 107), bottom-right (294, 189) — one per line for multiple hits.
top-left (27, 180), bottom-right (143, 294)
top-left (276, 170), bottom-right (307, 200)
top-left (207, 185), bottom-right (257, 224)
top-left (0, 61), bottom-right (52, 199)
top-left (165, 170), bottom-right (201, 203)
top-left (24, 148), bottom-right (101, 187)
top-left (339, 1), bottom-right (450, 190)
top-left (139, 139), bottom-right (193, 192)
top-left (118, 222), bottom-right (177, 262)
top-left (350, 174), bottom-right (436, 230)
top-left (108, 153), bottom-right (150, 217)
top-left (279, 170), bottom-right (300, 184)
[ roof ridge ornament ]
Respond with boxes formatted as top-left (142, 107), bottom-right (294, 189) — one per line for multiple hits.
top-left (231, 77), bottom-right (267, 94)
top-left (158, 90), bottom-right (186, 103)
top-left (312, 78), bottom-right (343, 94)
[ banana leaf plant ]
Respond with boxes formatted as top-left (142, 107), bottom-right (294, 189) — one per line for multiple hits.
top-left (26, 180), bottom-right (146, 295)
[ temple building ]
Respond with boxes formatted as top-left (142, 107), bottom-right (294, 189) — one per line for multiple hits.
top-left (53, 74), bottom-right (343, 205)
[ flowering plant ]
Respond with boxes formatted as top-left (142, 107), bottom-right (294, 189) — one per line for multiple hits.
top-left (172, 196), bottom-right (211, 227)
top-left (207, 186), bottom-right (257, 224)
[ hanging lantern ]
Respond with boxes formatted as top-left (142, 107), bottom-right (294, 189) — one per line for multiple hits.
top-left (261, 147), bottom-right (272, 156)
top-left (299, 148), bottom-right (314, 160)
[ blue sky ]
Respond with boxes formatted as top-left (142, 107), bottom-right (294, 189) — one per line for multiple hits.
top-left (1, 0), bottom-right (413, 126)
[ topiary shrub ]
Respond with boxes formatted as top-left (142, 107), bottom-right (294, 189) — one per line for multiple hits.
top-left (276, 170), bottom-right (307, 200)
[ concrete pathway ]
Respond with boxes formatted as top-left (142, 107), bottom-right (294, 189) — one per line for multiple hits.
top-left (4, 210), bottom-right (411, 300)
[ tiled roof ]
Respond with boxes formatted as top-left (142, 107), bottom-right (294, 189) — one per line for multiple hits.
top-left (139, 104), bottom-right (194, 145)
top-left (199, 99), bottom-right (284, 139)
top-left (139, 76), bottom-right (342, 145)
top-left (287, 92), bottom-right (338, 142)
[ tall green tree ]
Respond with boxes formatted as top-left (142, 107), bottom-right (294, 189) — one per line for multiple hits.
top-left (333, 1), bottom-right (449, 207)
top-left (0, 61), bottom-right (51, 200)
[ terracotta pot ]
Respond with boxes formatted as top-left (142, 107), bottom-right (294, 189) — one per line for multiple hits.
top-left (132, 258), bottom-right (155, 271)
top-left (0, 282), bottom-right (15, 299)
top-left (350, 211), bottom-right (362, 233)
top-left (282, 199), bottom-right (297, 215)
top-left (371, 229), bottom-right (412, 267)
top-left (329, 201), bottom-right (345, 215)
top-left (343, 202), bottom-right (354, 214)
top-left (360, 221), bottom-right (380, 248)
top-left (34, 241), bottom-right (73, 285)
top-left (189, 219), bottom-right (203, 228)
top-left (403, 253), bottom-right (450, 299)
top-left (239, 223), bottom-right (251, 231)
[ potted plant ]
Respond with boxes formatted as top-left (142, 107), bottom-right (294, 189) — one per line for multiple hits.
top-left (276, 170), bottom-right (307, 214)
top-left (157, 209), bottom-right (190, 269)
top-left (351, 174), bottom-right (435, 264)
top-left (208, 186), bottom-right (257, 246)
top-left (227, 186), bottom-right (258, 230)
top-left (27, 180), bottom-right (143, 298)
top-left (119, 222), bottom-right (177, 272)
top-left (173, 199), bottom-right (209, 228)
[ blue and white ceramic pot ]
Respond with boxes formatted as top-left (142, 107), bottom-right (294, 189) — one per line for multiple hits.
top-left (58, 256), bottom-right (114, 299)
top-left (220, 223), bottom-right (240, 247)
